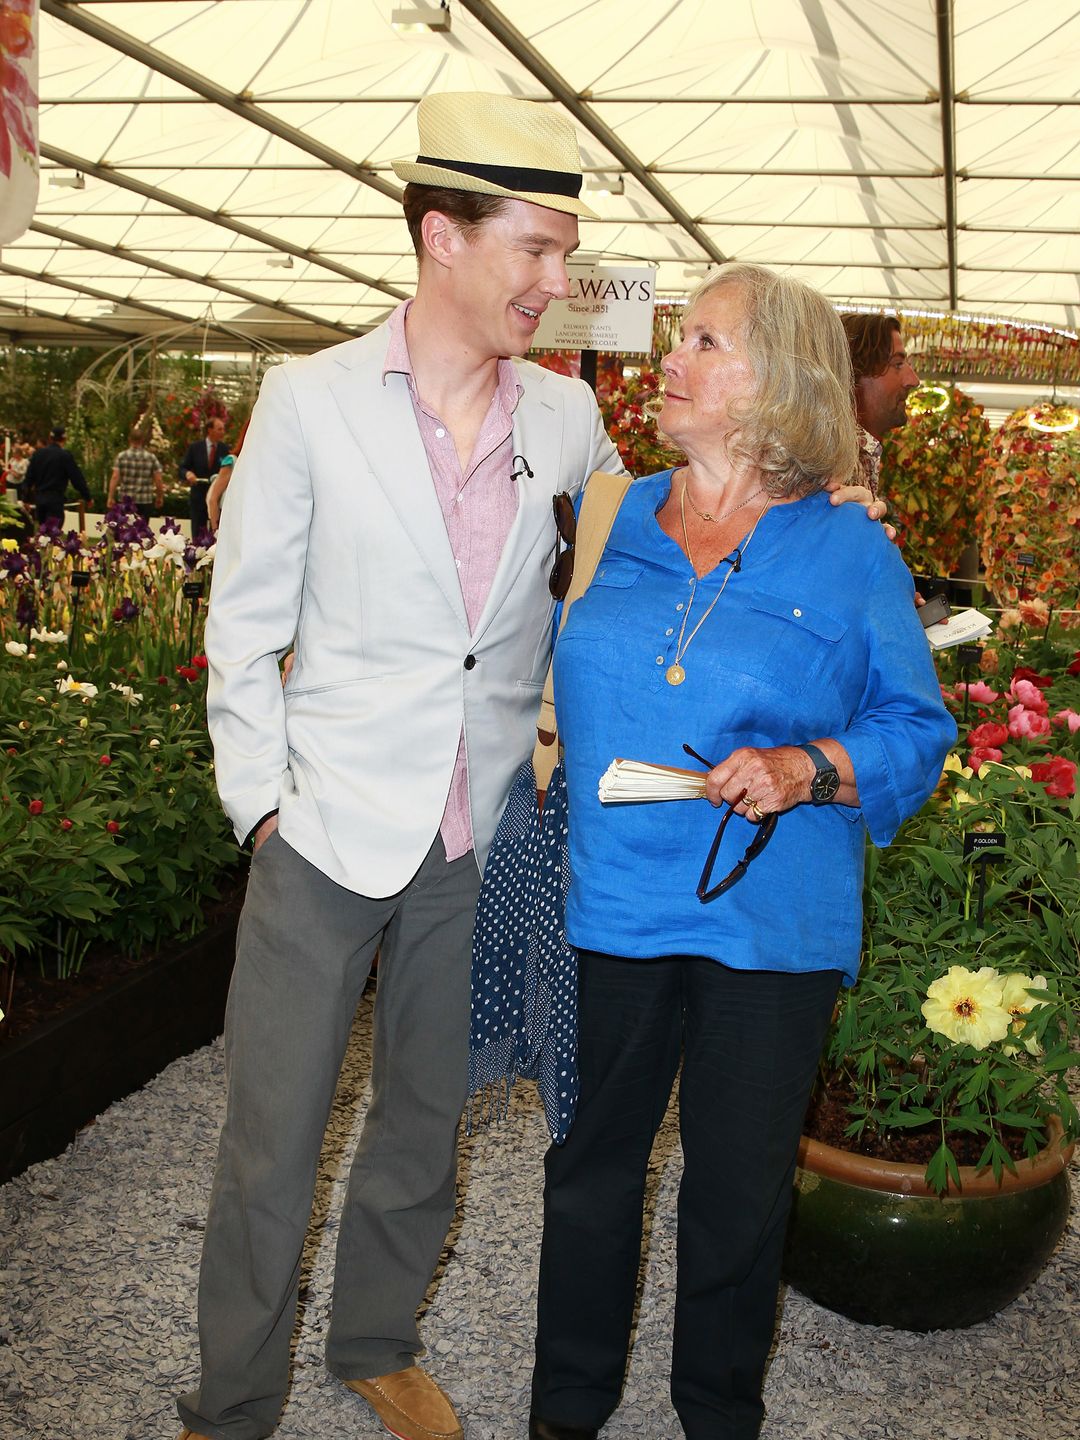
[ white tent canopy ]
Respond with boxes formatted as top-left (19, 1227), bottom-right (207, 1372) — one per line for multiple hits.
top-left (3, 0), bottom-right (1079, 353)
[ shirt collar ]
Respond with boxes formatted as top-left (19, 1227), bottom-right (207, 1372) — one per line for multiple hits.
top-left (382, 299), bottom-right (523, 414)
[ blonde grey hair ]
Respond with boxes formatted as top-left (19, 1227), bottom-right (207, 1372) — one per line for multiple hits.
top-left (683, 263), bottom-right (859, 498)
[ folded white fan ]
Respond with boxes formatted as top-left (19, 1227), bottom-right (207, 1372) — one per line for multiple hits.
top-left (598, 758), bottom-right (708, 804)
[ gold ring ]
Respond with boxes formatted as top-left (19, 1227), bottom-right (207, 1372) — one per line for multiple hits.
top-left (750, 801), bottom-right (765, 821)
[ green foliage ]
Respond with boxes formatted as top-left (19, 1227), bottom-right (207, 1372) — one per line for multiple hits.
top-left (0, 347), bottom-right (99, 443)
top-left (0, 670), bottom-right (237, 972)
top-left (825, 649), bottom-right (1080, 1194)
top-left (1, 517), bottom-right (237, 989)
top-left (0, 659), bottom-right (238, 976)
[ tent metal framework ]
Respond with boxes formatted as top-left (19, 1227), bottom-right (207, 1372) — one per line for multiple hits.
top-left (3, 0), bottom-right (1079, 358)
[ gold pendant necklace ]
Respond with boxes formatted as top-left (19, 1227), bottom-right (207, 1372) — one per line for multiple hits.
top-left (683, 479), bottom-right (764, 525)
top-left (666, 485), bottom-right (770, 687)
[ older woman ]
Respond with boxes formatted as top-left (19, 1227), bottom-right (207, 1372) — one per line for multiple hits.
top-left (529, 265), bottom-right (955, 1440)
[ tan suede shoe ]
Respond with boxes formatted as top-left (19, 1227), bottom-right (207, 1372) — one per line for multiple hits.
top-left (345, 1365), bottom-right (463, 1440)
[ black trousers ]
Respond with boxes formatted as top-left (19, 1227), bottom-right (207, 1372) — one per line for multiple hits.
top-left (532, 951), bottom-right (840, 1440)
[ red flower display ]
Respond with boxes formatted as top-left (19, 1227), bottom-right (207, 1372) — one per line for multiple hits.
top-left (27, 798), bottom-right (43, 814)
top-left (966, 720), bottom-right (1008, 750)
top-left (1029, 756), bottom-right (1078, 799)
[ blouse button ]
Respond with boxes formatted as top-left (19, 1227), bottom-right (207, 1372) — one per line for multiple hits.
top-left (793, 607), bottom-right (802, 617)
top-left (676, 602), bottom-right (684, 612)
top-left (656, 656), bottom-right (664, 665)
top-left (665, 627), bottom-right (674, 636)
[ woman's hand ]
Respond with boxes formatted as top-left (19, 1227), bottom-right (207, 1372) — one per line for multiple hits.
top-left (706, 740), bottom-right (859, 818)
top-left (704, 746), bottom-right (814, 818)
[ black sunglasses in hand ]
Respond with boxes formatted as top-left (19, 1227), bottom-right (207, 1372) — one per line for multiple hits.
top-left (683, 743), bottom-right (778, 902)
top-left (549, 491), bottom-right (576, 600)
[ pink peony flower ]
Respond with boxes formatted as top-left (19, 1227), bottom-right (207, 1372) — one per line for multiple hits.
top-left (1007, 705), bottom-right (1051, 739)
top-left (1051, 708), bottom-right (1080, 733)
top-left (1008, 677), bottom-right (1049, 714)
top-left (954, 680), bottom-right (1000, 704)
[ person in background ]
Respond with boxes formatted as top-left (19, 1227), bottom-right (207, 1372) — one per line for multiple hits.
top-left (841, 311), bottom-right (921, 497)
top-left (179, 416), bottom-right (229, 538)
top-left (108, 425), bottom-right (164, 523)
top-left (1, 441), bottom-right (31, 495)
top-left (529, 265), bottom-right (955, 1440)
top-left (21, 426), bottom-right (91, 528)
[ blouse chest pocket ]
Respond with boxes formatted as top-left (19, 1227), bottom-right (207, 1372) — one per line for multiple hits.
top-left (560, 559), bottom-right (645, 642)
top-left (733, 591), bottom-right (848, 695)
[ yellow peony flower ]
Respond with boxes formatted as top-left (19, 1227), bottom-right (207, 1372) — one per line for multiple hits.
top-left (980, 760), bottom-right (1033, 782)
top-left (922, 965), bottom-right (1010, 1049)
top-left (1000, 973), bottom-right (1049, 1056)
top-left (941, 752), bottom-right (973, 783)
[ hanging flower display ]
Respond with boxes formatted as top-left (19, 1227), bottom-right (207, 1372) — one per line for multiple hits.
top-left (596, 366), bottom-right (683, 478)
top-left (976, 405), bottom-right (1080, 611)
top-left (879, 386), bottom-right (992, 576)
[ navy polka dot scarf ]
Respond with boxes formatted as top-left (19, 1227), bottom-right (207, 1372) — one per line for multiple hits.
top-left (467, 756), bottom-right (578, 1145)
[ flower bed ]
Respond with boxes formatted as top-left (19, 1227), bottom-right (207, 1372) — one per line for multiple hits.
top-left (1, 505), bottom-right (236, 1025)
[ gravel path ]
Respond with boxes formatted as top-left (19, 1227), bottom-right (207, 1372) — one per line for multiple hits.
top-left (1, 989), bottom-right (1076, 1440)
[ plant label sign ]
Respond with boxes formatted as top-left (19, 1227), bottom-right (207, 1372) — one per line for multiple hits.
top-left (963, 832), bottom-right (1006, 857)
top-left (532, 265), bottom-right (656, 354)
top-left (957, 643), bottom-right (982, 667)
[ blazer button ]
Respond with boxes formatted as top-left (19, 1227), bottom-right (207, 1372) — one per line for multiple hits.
top-left (463, 654), bottom-right (477, 670)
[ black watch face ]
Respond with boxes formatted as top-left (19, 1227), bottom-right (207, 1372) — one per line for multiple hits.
top-left (811, 769), bottom-right (841, 803)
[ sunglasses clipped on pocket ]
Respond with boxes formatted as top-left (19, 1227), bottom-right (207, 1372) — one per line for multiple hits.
top-left (549, 491), bottom-right (576, 600)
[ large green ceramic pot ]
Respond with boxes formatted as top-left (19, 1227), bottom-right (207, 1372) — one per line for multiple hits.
top-left (782, 1120), bottom-right (1074, 1330)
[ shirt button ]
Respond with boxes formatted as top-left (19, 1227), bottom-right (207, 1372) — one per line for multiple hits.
top-left (665, 627), bottom-right (674, 636)
top-left (435, 427), bottom-right (446, 438)
top-left (676, 603), bottom-right (684, 612)
top-left (463, 654), bottom-right (477, 670)
top-left (656, 656), bottom-right (664, 665)
top-left (793, 607), bottom-right (802, 617)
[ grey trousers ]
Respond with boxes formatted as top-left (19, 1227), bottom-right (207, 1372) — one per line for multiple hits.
top-left (177, 829), bottom-right (481, 1440)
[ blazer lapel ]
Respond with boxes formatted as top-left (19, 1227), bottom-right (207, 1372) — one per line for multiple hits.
top-left (470, 366), bottom-right (565, 645)
top-left (327, 333), bottom-right (468, 631)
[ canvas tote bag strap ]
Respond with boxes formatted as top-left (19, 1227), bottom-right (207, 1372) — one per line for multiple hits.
top-left (533, 469), bottom-right (634, 790)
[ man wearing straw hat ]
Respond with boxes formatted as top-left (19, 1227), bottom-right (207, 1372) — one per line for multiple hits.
top-left (178, 92), bottom-right (621, 1440)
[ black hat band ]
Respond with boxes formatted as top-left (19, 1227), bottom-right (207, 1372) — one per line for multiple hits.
top-left (415, 155), bottom-right (582, 199)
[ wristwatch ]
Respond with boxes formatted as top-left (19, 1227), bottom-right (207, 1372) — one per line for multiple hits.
top-left (798, 743), bottom-right (840, 804)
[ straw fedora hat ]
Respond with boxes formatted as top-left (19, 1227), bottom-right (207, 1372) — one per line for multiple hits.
top-left (392, 91), bottom-right (597, 219)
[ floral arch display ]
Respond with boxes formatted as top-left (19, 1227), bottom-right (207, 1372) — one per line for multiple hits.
top-left (977, 404), bottom-right (1080, 613)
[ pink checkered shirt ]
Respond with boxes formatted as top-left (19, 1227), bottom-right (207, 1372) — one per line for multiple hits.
top-left (383, 301), bottom-right (523, 862)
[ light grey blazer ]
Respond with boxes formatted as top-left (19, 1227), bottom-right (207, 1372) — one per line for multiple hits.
top-left (205, 323), bottom-right (622, 897)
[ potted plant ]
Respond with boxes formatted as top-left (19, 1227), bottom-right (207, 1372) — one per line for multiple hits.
top-left (785, 628), bottom-right (1079, 1330)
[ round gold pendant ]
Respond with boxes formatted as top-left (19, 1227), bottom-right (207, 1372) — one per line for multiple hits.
top-left (666, 664), bottom-right (686, 686)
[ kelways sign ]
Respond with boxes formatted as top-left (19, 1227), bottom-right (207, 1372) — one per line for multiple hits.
top-left (533, 264), bottom-right (656, 355)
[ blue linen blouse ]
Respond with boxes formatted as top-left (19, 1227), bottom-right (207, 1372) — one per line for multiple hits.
top-left (553, 470), bottom-right (957, 985)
